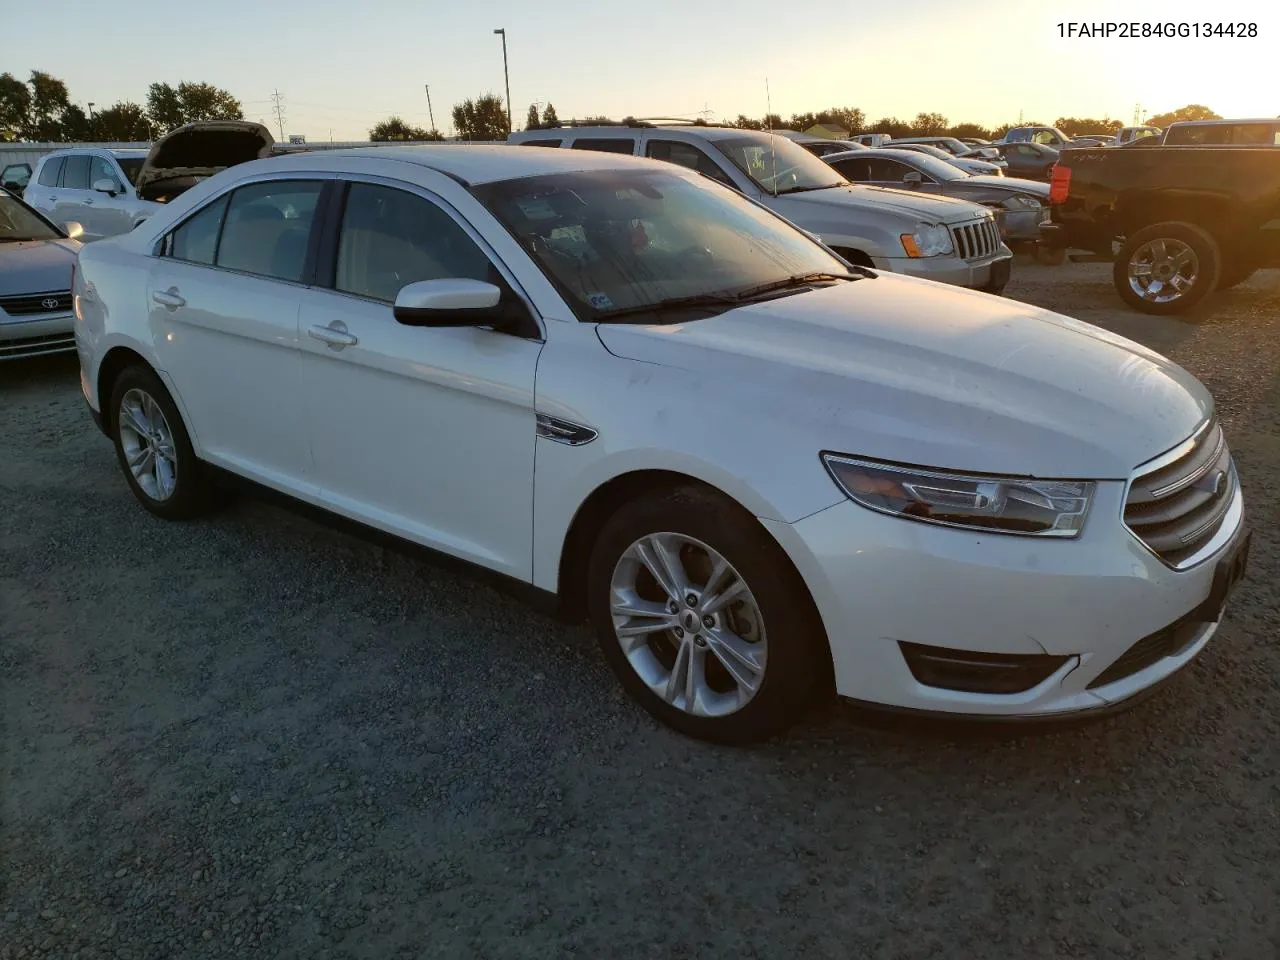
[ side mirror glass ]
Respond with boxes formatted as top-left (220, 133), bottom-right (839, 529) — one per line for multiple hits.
top-left (62, 220), bottom-right (85, 240)
top-left (92, 178), bottom-right (118, 196)
top-left (393, 279), bottom-right (503, 327)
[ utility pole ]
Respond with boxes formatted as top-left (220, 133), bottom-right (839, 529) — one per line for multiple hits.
top-left (270, 89), bottom-right (287, 141)
top-left (424, 84), bottom-right (436, 132)
top-left (493, 28), bottom-right (512, 134)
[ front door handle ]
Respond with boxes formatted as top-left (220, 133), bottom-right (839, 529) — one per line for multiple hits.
top-left (81, 198), bottom-right (94, 205)
top-left (308, 322), bottom-right (358, 349)
top-left (151, 287), bottom-right (185, 310)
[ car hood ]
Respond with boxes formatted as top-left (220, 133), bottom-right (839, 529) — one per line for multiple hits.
top-left (135, 120), bottom-right (275, 202)
top-left (966, 175), bottom-right (1050, 197)
top-left (776, 184), bottom-right (987, 223)
top-left (0, 238), bottom-right (79, 297)
top-left (594, 275), bottom-right (1209, 479)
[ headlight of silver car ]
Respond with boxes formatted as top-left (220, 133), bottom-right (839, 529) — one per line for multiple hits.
top-left (821, 455), bottom-right (1094, 538)
top-left (1004, 195), bottom-right (1041, 210)
top-left (901, 223), bottom-right (953, 258)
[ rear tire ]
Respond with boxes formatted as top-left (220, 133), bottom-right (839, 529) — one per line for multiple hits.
top-left (109, 365), bottom-right (220, 520)
top-left (1113, 221), bottom-right (1220, 316)
top-left (585, 485), bottom-right (829, 744)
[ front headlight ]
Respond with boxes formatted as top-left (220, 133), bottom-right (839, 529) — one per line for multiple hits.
top-left (900, 222), bottom-right (953, 258)
top-left (1004, 194), bottom-right (1041, 210)
top-left (822, 455), bottom-right (1094, 538)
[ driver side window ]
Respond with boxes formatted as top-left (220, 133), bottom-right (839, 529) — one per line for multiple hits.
top-left (865, 158), bottom-right (916, 181)
top-left (333, 183), bottom-right (493, 303)
top-left (88, 156), bottom-right (121, 193)
top-left (644, 140), bottom-right (736, 188)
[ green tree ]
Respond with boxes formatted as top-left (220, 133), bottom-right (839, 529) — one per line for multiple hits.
top-left (1054, 116), bottom-right (1123, 136)
top-left (870, 116), bottom-right (912, 139)
top-left (947, 122), bottom-right (994, 140)
top-left (452, 93), bottom-right (509, 141)
top-left (911, 112), bottom-right (948, 135)
top-left (93, 102), bottom-right (150, 141)
top-left (146, 81), bottom-right (243, 134)
top-left (730, 114), bottom-right (763, 130)
top-left (824, 107), bottom-right (865, 135)
top-left (1145, 104), bottom-right (1221, 128)
top-left (524, 103), bottom-right (541, 130)
top-left (0, 73), bottom-right (32, 140)
top-left (542, 103), bottom-right (559, 127)
top-left (27, 71), bottom-right (72, 140)
top-left (789, 112), bottom-right (818, 131)
top-left (369, 116), bottom-right (441, 141)
top-left (761, 113), bottom-right (783, 130)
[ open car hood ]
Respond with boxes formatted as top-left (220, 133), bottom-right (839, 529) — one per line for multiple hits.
top-left (135, 120), bottom-right (275, 202)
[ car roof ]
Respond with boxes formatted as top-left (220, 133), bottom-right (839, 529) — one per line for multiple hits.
top-left (37, 147), bottom-right (148, 161)
top-left (510, 124), bottom-right (768, 144)
top-left (1166, 118), bottom-right (1277, 127)
top-left (253, 143), bottom-right (662, 185)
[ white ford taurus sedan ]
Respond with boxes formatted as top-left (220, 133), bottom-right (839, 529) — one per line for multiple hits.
top-left (72, 145), bottom-right (1249, 743)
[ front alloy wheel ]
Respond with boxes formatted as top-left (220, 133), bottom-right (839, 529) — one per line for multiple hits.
top-left (609, 532), bottom-right (767, 718)
top-left (586, 486), bottom-right (829, 743)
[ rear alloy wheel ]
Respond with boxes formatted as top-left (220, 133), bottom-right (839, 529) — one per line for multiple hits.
top-left (586, 487), bottom-right (828, 743)
top-left (1114, 221), bottom-right (1220, 315)
top-left (110, 366), bottom-right (220, 520)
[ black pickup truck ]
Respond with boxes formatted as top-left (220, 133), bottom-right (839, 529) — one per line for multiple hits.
top-left (1048, 146), bottom-right (1280, 314)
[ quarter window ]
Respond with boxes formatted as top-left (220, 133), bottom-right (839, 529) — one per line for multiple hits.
top-left (62, 155), bottom-right (91, 189)
top-left (214, 180), bottom-right (323, 282)
top-left (333, 183), bottom-right (492, 302)
top-left (37, 157), bottom-right (64, 187)
top-left (168, 196), bottom-right (229, 265)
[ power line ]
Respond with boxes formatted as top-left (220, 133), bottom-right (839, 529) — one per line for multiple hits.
top-left (270, 89), bottom-right (287, 141)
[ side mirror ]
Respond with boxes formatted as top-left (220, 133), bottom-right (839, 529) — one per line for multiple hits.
top-left (393, 279), bottom-right (503, 327)
top-left (62, 221), bottom-right (85, 240)
top-left (902, 171), bottom-right (924, 187)
top-left (92, 178), bottom-right (119, 196)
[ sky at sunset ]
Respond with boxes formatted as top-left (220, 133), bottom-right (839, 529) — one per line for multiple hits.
top-left (2, 0), bottom-right (1273, 141)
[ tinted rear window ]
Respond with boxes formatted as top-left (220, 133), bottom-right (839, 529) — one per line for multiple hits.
top-left (521, 139), bottom-right (562, 148)
top-left (571, 138), bottom-right (635, 154)
top-left (38, 157), bottom-right (65, 187)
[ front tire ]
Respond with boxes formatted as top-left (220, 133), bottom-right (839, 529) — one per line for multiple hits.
top-left (1113, 221), bottom-right (1221, 315)
top-left (586, 486), bottom-right (829, 744)
top-left (109, 365), bottom-right (219, 520)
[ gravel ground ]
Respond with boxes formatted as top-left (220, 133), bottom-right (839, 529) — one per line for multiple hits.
top-left (2, 259), bottom-right (1278, 959)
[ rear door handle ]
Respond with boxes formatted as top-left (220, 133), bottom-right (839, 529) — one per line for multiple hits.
top-left (151, 288), bottom-right (186, 310)
top-left (308, 322), bottom-right (358, 349)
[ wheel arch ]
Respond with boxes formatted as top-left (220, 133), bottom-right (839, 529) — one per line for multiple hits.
top-left (96, 345), bottom-right (154, 434)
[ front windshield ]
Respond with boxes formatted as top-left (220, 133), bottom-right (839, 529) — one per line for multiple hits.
top-left (932, 138), bottom-right (969, 155)
top-left (888, 151), bottom-right (968, 181)
top-left (710, 133), bottom-right (847, 195)
top-left (116, 157), bottom-right (144, 185)
top-left (475, 168), bottom-right (854, 321)
top-left (0, 193), bottom-right (59, 242)
top-left (911, 143), bottom-right (965, 164)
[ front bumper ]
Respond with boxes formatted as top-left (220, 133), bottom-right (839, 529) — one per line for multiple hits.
top-left (877, 248), bottom-right (1013, 289)
top-left (762, 482), bottom-right (1246, 718)
top-left (0, 313), bottom-right (76, 360)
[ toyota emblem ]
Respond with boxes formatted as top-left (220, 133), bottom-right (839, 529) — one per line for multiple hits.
top-left (41, 297), bottom-right (60, 310)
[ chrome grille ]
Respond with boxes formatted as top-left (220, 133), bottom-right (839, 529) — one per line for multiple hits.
top-left (0, 290), bottom-right (72, 316)
top-left (950, 218), bottom-right (1000, 261)
top-left (1124, 420), bottom-right (1237, 567)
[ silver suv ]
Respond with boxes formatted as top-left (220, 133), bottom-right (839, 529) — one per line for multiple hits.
top-left (24, 148), bottom-right (150, 242)
top-left (509, 122), bottom-right (1012, 292)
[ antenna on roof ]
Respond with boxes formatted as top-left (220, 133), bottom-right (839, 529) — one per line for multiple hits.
top-left (766, 78), bottom-right (777, 197)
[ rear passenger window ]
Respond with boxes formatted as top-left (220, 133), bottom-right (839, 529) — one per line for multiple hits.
top-left (215, 181), bottom-right (323, 282)
top-left (169, 196), bottom-right (229, 265)
top-left (334, 182), bottom-right (491, 302)
top-left (521, 139), bottom-right (562, 148)
top-left (571, 138), bottom-right (635, 154)
top-left (38, 157), bottom-right (64, 187)
top-left (62, 155), bottom-right (91, 189)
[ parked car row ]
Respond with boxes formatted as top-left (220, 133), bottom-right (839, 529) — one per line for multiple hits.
top-left (62, 141), bottom-right (1249, 743)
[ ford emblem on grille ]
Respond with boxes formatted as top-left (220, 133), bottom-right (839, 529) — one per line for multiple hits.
top-left (41, 298), bottom-right (60, 310)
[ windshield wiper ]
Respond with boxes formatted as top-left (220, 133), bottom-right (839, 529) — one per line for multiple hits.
top-left (732, 271), bottom-right (861, 300)
top-left (774, 183), bottom-right (841, 195)
top-left (595, 292), bottom-right (745, 323)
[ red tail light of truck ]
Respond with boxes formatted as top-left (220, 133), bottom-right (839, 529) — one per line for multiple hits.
top-left (1049, 164), bottom-right (1071, 205)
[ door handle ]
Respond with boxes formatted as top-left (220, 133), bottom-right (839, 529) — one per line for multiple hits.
top-left (308, 322), bottom-right (358, 349)
top-left (82, 198), bottom-right (94, 205)
top-left (151, 288), bottom-right (186, 310)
